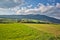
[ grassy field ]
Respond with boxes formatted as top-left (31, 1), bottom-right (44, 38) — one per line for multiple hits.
top-left (0, 23), bottom-right (60, 40)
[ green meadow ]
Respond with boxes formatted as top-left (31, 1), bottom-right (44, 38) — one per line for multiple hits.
top-left (0, 23), bottom-right (60, 40)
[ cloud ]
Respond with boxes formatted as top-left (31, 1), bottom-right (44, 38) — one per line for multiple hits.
top-left (0, 0), bottom-right (60, 19)
top-left (13, 0), bottom-right (20, 3)
top-left (13, 0), bottom-right (25, 3)
top-left (15, 3), bottom-right (60, 19)
top-left (27, 5), bottom-right (33, 8)
top-left (56, 3), bottom-right (60, 8)
top-left (16, 7), bottom-right (27, 15)
top-left (0, 0), bottom-right (24, 3)
top-left (0, 8), bottom-right (15, 15)
top-left (39, 3), bottom-right (54, 13)
top-left (16, 3), bottom-right (54, 15)
top-left (0, 0), bottom-right (25, 8)
top-left (16, 3), bottom-right (41, 14)
top-left (0, 1), bottom-right (60, 19)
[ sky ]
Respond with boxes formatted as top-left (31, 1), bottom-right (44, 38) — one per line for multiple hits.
top-left (0, 0), bottom-right (60, 19)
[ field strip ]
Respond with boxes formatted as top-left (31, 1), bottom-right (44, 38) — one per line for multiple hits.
top-left (24, 24), bottom-right (60, 36)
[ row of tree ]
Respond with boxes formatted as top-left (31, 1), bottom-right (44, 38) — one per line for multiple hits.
top-left (0, 18), bottom-right (52, 24)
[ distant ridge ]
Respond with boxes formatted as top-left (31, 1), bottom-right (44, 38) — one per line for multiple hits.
top-left (0, 14), bottom-right (60, 23)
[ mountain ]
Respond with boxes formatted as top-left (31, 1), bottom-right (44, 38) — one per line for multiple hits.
top-left (0, 14), bottom-right (60, 23)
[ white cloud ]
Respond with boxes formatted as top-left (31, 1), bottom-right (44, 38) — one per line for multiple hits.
top-left (0, 2), bottom-right (60, 16)
top-left (16, 7), bottom-right (40, 15)
top-left (0, 8), bottom-right (15, 15)
top-left (39, 3), bottom-right (54, 13)
top-left (16, 3), bottom-right (54, 15)
top-left (16, 7), bottom-right (27, 14)
top-left (0, 8), bottom-right (9, 11)
top-left (0, 0), bottom-right (60, 19)
top-left (27, 5), bottom-right (32, 8)
top-left (0, 0), bottom-right (25, 8)
top-left (0, 0), bottom-right (24, 3)
top-left (56, 3), bottom-right (60, 8)
top-left (13, 0), bottom-right (19, 3)
top-left (13, 0), bottom-right (25, 3)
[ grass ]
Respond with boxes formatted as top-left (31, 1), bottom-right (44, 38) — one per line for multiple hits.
top-left (25, 24), bottom-right (60, 36)
top-left (0, 23), bottom-right (60, 40)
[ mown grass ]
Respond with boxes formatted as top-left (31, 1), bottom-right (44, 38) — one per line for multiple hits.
top-left (0, 23), bottom-right (60, 40)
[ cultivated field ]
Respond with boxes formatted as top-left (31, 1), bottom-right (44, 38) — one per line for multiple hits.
top-left (0, 23), bottom-right (60, 40)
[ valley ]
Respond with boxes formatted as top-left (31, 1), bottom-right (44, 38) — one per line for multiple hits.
top-left (0, 15), bottom-right (60, 40)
